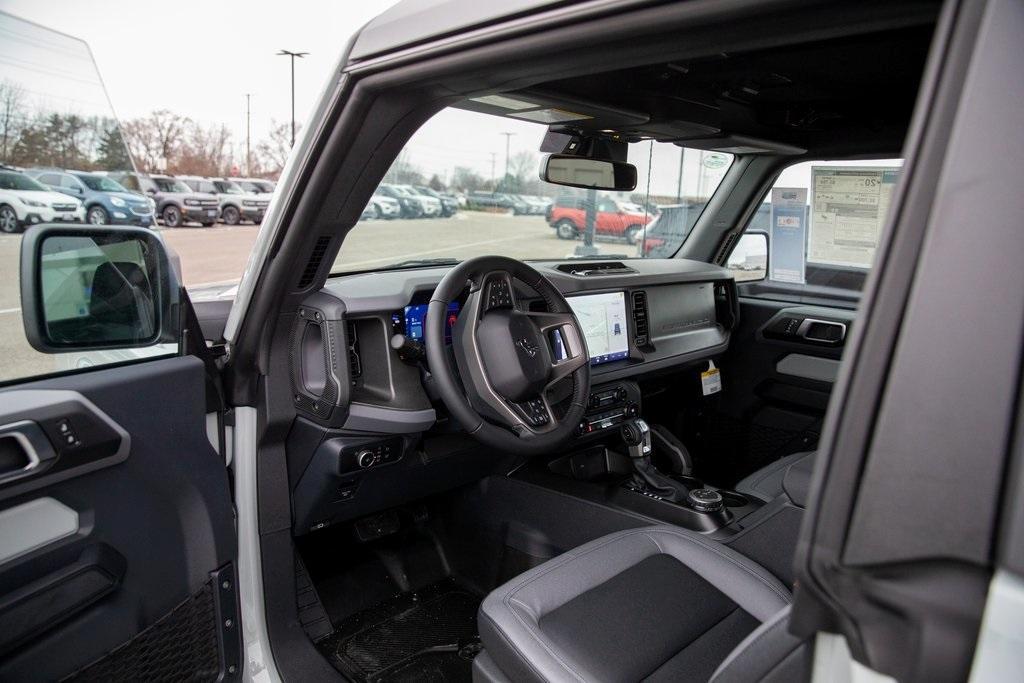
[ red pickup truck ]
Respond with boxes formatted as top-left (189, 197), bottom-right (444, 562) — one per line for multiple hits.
top-left (547, 196), bottom-right (653, 244)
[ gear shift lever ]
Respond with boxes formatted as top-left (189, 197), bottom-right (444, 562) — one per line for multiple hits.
top-left (620, 419), bottom-right (725, 512)
top-left (621, 419), bottom-right (689, 503)
top-left (620, 419), bottom-right (653, 459)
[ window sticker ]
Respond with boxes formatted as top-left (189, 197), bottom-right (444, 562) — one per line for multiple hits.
top-left (808, 166), bottom-right (902, 268)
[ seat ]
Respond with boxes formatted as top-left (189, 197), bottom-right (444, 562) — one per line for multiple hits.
top-left (734, 451), bottom-right (816, 503)
top-left (474, 525), bottom-right (793, 683)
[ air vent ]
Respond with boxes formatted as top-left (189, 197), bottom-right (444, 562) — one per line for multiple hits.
top-left (297, 235), bottom-right (332, 289)
top-left (346, 321), bottom-right (362, 380)
top-left (631, 291), bottom-right (650, 346)
top-left (555, 261), bottom-right (637, 277)
top-left (713, 232), bottom-right (739, 265)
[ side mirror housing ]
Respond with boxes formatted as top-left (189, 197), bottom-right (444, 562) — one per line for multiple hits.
top-left (539, 154), bottom-right (637, 191)
top-left (20, 225), bottom-right (180, 353)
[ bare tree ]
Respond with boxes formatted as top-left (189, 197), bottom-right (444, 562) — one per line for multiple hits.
top-left (177, 122), bottom-right (233, 176)
top-left (254, 120), bottom-right (295, 176)
top-left (0, 80), bottom-right (25, 162)
top-left (122, 110), bottom-right (187, 171)
top-left (452, 165), bottom-right (485, 192)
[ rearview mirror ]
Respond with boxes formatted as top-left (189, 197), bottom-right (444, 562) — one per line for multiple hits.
top-left (539, 154), bottom-right (637, 191)
top-left (20, 225), bottom-right (180, 352)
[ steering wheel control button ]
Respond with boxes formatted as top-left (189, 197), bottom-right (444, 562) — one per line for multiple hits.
top-left (517, 397), bottom-right (549, 427)
top-left (486, 278), bottom-right (514, 309)
top-left (688, 488), bottom-right (724, 513)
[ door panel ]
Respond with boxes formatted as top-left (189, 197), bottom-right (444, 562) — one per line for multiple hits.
top-left (0, 356), bottom-right (238, 681)
top-left (696, 295), bottom-right (855, 485)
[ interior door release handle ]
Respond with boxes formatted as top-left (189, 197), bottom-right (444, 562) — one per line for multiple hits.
top-left (797, 318), bottom-right (847, 346)
top-left (0, 421), bottom-right (58, 485)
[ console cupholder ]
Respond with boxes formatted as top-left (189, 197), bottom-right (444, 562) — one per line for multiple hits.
top-left (719, 491), bottom-right (750, 508)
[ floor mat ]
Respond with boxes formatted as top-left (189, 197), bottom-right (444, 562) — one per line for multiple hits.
top-left (319, 578), bottom-right (481, 682)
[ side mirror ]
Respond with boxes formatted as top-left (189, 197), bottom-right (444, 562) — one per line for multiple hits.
top-left (146, 188), bottom-right (157, 194)
top-left (539, 154), bottom-right (637, 191)
top-left (726, 232), bottom-right (768, 282)
top-left (20, 225), bottom-right (180, 352)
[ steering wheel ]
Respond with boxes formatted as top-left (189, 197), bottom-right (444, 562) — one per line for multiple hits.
top-left (426, 256), bottom-right (591, 454)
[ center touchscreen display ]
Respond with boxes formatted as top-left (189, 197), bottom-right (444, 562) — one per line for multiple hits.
top-left (567, 292), bottom-right (630, 365)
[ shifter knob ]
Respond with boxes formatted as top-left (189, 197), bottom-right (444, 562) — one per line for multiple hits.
top-left (621, 419), bottom-right (652, 459)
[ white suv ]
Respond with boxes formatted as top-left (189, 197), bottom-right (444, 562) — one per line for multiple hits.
top-left (0, 169), bottom-right (84, 233)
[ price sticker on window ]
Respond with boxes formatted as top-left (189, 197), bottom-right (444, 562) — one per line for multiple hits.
top-left (701, 361), bottom-right (722, 396)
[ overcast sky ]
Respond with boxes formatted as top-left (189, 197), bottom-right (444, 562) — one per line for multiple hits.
top-left (0, 0), bottom-right (398, 148)
top-left (0, 1), bottom-right (902, 199)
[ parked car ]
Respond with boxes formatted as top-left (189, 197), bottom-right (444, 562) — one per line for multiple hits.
top-left (0, 170), bottom-right (83, 233)
top-left (500, 193), bottom-right (532, 215)
top-left (639, 202), bottom-right (708, 257)
top-left (412, 186), bottom-right (459, 216)
top-left (466, 190), bottom-right (506, 211)
top-left (548, 194), bottom-right (653, 244)
top-left (367, 193), bottom-right (401, 219)
top-left (110, 171), bottom-right (220, 227)
top-left (376, 183), bottom-right (441, 218)
top-left (230, 177), bottom-right (276, 195)
top-left (179, 176), bottom-right (269, 225)
top-left (28, 169), bottom-right (154, 227)
top-left (521, 194), bottom-right (552, 214)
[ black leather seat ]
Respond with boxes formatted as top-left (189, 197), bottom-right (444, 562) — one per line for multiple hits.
top-left (734, 451), bottom-right (816, 503)
top-left (474, 525), bottom-right (795, 683)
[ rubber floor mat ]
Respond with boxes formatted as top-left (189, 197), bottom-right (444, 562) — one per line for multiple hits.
top-left (320, 579), bottom-right (481, 682)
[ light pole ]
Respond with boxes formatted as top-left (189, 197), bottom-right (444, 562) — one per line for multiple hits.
top-left (245, 93), bottom-right (252, 176)
top-left (277, 49), bottom-right (308, 146)
top-left (500, 132), bottom-right (516, 190)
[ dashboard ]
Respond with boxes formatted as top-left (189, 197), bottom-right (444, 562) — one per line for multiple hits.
top-left (286, 258), bottom-right (737, 533)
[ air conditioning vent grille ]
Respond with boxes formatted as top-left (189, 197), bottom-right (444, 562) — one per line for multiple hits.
top-left (297, 235), bottom-right (332, 289)
top-left (632, 291), bottom-right (649, 346)
top-left (346, 321), bottom-right (362, 380)
top-left (713, 232), bottom-right (739, 265)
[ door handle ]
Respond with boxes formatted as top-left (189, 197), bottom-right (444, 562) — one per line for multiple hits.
top-left (0, 421), bottom-right (58, 485)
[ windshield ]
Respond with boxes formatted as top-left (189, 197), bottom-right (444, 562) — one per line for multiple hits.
top-left (0, 171), bottom-right (47, 191)
top-left (77, 175), bottom-right (127, 192)
top-left (333, 106), bottom-right (732, 274)
top-left (154, 177), bottom-right (192, 193)
top-left (215, 181), bottom-right (244, 194)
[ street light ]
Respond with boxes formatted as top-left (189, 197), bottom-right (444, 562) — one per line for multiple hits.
top-left (277, 49), bottom-right (308, 146)
top-left (500, 132), bottom-right (516, 189)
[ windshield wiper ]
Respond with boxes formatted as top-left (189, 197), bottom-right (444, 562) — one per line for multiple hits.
top-left (386, 257), bottom-right (461, 269)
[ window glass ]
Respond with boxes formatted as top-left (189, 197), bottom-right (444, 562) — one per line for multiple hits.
top-left (333, 106), bottom-right (732, 273)
top-left (734, 158), bottom-right (904, 289)
top-left (77, 175), bottom-right (126, 192)
top-left (119, 175), bottom-right (140, 191)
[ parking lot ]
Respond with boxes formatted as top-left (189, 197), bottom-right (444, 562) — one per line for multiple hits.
top-left (0, 211), bottom-right (644, 382)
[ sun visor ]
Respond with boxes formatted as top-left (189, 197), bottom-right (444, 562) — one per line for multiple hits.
top-left (675, 134), bottom-right (805, 155)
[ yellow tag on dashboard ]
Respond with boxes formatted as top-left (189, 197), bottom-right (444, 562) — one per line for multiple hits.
top-left (701, 361), bottom-right (721, 396)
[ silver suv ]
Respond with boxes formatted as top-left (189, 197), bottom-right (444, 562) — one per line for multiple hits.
top-left (111, 171), bottom-right (220, 227)
top-left (179, 176), bottom-right (269, 225)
